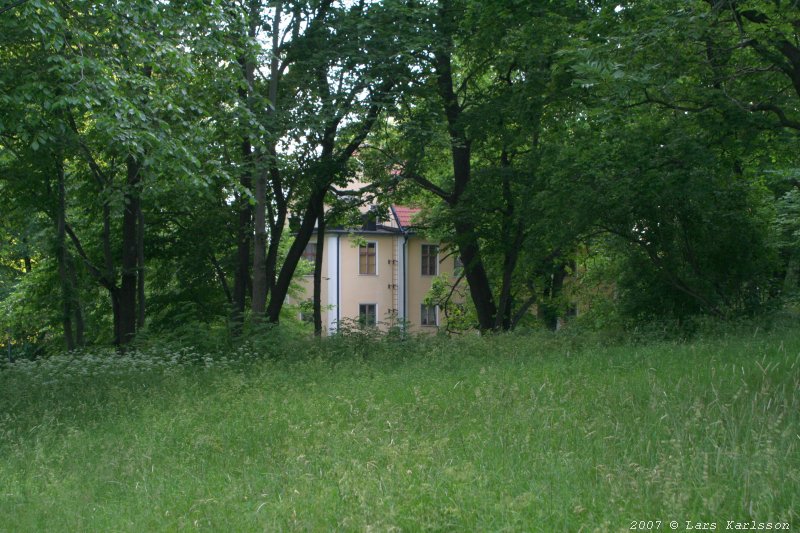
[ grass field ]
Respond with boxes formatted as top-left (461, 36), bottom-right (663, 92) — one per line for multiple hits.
top-left (0, 328), bottom-right (798, 531)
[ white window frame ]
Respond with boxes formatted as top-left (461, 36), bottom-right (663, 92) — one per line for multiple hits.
top-left (420, 304), bottom-right (438, 327)
top-left (421, 243), bottom-right (438, 276)
top-left (359, 303), bottom-right (378, 326)
top-left (359, 241), bottom-right (378, 276)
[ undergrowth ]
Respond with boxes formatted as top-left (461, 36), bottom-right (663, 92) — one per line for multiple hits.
top-left (0, 323), bottom-right (798, 531)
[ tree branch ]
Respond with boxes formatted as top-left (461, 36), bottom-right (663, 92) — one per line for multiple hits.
top-left (511, 291), bottom-right (538, 329)
top-left (66, 111), bottom-right (111, 187)
top-left (0, 0), bottom-right (29, 16)
top-left (334, 80), bottom-right (395, 168)
top-left (643, 89), bottom-right (713, 112)
top-left (65, 224), bottom-right (114, 290)
top-left (402, 170), bottom-right (453, 203)
top-left (750, 101), bottom-right (800, 131)
top-left (209, 252), bottom-right (233, 304)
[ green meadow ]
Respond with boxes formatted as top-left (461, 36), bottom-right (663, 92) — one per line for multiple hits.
top-left (1, 329), bottom-right (798, 532)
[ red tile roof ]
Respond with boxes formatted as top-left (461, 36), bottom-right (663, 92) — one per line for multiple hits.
top-left (392, 205), bottom-right (421, 230)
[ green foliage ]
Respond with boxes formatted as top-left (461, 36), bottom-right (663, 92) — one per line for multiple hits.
top-left (424, 273), bottom-right (475, 332)
top-left (555, 0), bottom-right (800, 322)
top-left (1, 0), bottom-right (798, 347)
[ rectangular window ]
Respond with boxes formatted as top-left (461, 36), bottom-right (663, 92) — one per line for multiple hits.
top-left (454, 254), bottom-right (464, 275)
top-left (421, 304), bottom-right (438, 327)
top-left (302, 243), bottom-right (317, 276)
top-left (421, 244), bottom-right (438, 276)
top-left (359, 242), bottom-right (377, 275)
top-left (359, 303), bottom-right (377, 326)
top-left (299, 299), bottom-right (314, 323)
top-left (302, 242), bottom-right (317, 262)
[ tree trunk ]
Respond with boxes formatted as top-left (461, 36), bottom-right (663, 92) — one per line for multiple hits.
top-left (65, 187), bottom-right (118, 345)
top-left (136, 204), bottom-right (145, 329)
top-left (538, 263), bottom-right (567, 331)
top-left (110, 288), bottom-right (121, 346)
top-left (55, 155), bottom-right (75, 351)
top-left (210, 252), bottom-right (233, 305)
top-left (67, 256), bottom-right (85, 347)
top-left (100, 203), bottom-right (121, 345)
top-left (22, 237), bottom-right (31, 273)
top-left (266, 189), bottom-right (324, 323)
top-left (231, 144), bottom-right (252, 325)
top-left (264, 157), bottom-right (287, 298)
top-left (494, 149), bottom-right (523, 331)
top-left (433, 38), bottom-right (498, 331)
top-left (251, 165), bottom-right (268, 317)
top-left (313, 200), bottom-right (326, 336)
top-left (263, 2), bottom-right (292, 300)
top-left (119, 155), bottom-right (140, 345)
top-left (783, 251), bottom-right (799, 295)
top-left (252, 1), bottom-right (283, 319)
top-left (496, 226), bottom-right (523, 331)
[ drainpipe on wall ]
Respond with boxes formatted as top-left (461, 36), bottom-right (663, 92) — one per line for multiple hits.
top-left (336, 233), bottom-right (341, 329)
top-left (326, 232), bottom-right (341, 334)
top-left (402, 232), bottom-right (409, 332)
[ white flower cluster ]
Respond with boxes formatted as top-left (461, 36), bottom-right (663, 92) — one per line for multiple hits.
top-left (0, 344), bottom-right (260, 386)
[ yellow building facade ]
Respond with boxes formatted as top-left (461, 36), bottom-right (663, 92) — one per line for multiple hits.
top-left (294, 206), bottom-right (458, 334)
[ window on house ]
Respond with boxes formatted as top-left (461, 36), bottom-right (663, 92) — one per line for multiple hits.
top-left (299, 299), bottom-right (314, 323)
top-left (302, 243), bottom-right (317, 275)
top-left (422, 244), bottom-right (438, 275)
top-left (421, 304), bottom-right (438, 327)
top-left (454, 254), bottom-right (464, 275)
top-left (359, 242), bottom-right (377, 275)
top-left (359, 303), bottom-right (377, 326)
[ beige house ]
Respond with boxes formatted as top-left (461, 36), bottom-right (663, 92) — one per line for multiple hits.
top-left (292, 206), bottom-right (460, 334)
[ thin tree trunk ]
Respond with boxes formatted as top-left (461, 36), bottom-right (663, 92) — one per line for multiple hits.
top-left (111, 288), bottom-right (121, 346)
top-left (538, 263), bottom-right (567, 331)
top-left (119, 155), bottom-right (140, 345)
top-left (55, 155), bottom-right (75, 351)
top-left (510, 291), bottom-right (538, 330)
top-left (783, 251), bottom-right (799, 295)
top-left (22, 237), bottom-right (32, 273)
top-left (136, 204), bottom-right (145, 329)
top-left (66, 214), bottom-right (118, 345)
top-left (232, 1), bottom-right (261, 327)
top-left (101, 203), bottom-right (121, 345)
top-left (494, 150), bottom-right (522, 331)
top-left (232, 148), bottom-right (252, 325)
top-left (264, 159), bottom-right (286, 298)
top-left (67, 256), bottom-right (85, 347)
top-left (251, 166), bottom-right (268, 317)
top-left (252, 1), bottom-right (282, 319)
top-left (211, 253), bottom-right (233, 305)
top-left (496, 226), bottom-right (523, 331)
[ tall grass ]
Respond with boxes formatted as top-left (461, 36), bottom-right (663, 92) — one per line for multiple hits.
top-left (0, 328), bottom-right (798, 531)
